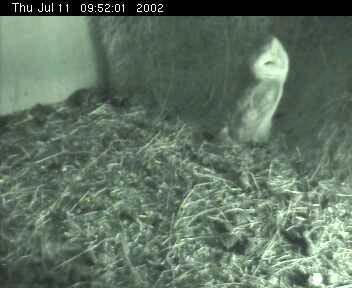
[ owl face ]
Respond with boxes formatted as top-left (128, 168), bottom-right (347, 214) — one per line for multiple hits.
top-left (251, 37), bottom-right (289, 82)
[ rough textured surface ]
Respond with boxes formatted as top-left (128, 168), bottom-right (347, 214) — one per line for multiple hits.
top-left (88, 16), bottom-right (274, 141)
top-left (1, 90), bottom-right (351, 288)
top-left (1, 16), bottom-right (352, 288)
top-left (274, 16), bottom-right (352, 182)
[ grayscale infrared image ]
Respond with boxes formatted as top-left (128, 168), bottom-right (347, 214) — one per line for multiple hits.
top-left (0, 16), bottom-right (351, 288)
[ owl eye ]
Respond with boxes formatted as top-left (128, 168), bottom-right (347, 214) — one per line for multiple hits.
top-left (263, 60), bottom-right (275, 66)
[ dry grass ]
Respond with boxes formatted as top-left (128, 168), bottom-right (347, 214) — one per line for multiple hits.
top-left (0, 86), bottom-right (351, 288)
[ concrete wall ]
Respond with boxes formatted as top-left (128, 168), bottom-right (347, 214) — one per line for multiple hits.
top-left (0, 16), bottom-right (97, 115)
